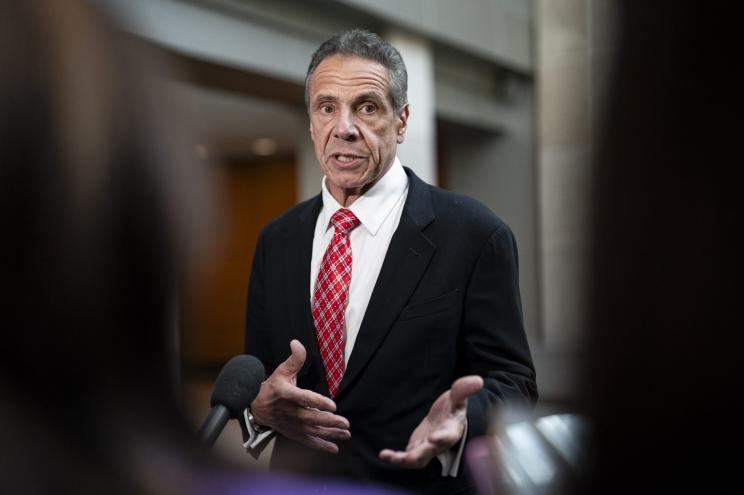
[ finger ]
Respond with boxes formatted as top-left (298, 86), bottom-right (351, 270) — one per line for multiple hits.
top-left (297, 407), bottom-right (350, 430)
top-left (449, 375), bottom-right (484, 407)
top-left (379, 442), bottom-right (437, 469)
top-left (284, 386), bottom-right (338, 412)
top-left (274, 339), bottom-right (307, 379)
top-left (301, 425), bottom-right (352, 441)
top-left (378, 448), bottom-right (400, 463)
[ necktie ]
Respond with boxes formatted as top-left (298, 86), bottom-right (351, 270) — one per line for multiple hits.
top-left (312, 208), bottom-right (360, 397)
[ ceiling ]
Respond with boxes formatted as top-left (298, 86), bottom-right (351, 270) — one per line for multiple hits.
top-left (164, 79), bottom-right (308, 163)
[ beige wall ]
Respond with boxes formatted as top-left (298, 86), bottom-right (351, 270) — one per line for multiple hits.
top-left (538, 0), bottom-right (591, 349)
top-left (535, 0), bottom-right (618, 406)
top-left (537, 0), bottom-right (619, 346)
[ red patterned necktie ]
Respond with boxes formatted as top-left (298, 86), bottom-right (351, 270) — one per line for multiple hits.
top-left (312, 208), bottom-right (360, 397)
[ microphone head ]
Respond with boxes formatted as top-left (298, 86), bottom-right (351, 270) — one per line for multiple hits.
top-left (210, 354), bottom-right (265, 418)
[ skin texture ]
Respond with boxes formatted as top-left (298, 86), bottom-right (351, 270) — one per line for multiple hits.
top-left (250, 54), bottom-right (484, 469)
top-left (250, 340), bottom-right (351, 453)
top-left (378, 376), bottom-right (484, 469)
top-left (308, 55), bottom-right (409, 206)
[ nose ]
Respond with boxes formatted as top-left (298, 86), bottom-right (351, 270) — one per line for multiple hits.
top-left (333, 109), bottom-right (359, 141)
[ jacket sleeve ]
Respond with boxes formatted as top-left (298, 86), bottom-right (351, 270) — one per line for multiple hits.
top-left (244, 227), bottom-right (278, 376)
top-left (461, 224), bottom-right (538, 440)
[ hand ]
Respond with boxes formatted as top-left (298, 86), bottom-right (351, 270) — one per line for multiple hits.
top-left (250, 339), bottom-right (351, 453)
top-left (379, 375), bottom-right (484, 469)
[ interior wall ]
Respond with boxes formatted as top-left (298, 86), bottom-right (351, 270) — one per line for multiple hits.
top-left (533, 0), bottom-right (619, 410)
top-left (183, 158), bottom-right (297, 368)
top-left (537, 0), bottom-right (591, 350)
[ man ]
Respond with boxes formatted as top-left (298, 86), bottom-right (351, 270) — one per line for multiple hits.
top-left (243, 29), bottom-right (537, 494)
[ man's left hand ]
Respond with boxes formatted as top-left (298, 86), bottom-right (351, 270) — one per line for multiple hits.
top-left (378, 375), bottom-right (484, 469)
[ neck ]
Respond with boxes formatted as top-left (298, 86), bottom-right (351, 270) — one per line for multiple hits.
top-left (332, 189), bottom-right (362, 207)
top-left (327, 180), bottom-right (377, 207)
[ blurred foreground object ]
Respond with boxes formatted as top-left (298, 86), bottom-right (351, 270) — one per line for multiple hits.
top-left (467, 414), bottom-right (588, 495)
top-left (0, 2), bottom-right (406, 494)
top-left (0, 0), bottom-right (214, 493)
top-left (579, 2), bottom-right (742, 493)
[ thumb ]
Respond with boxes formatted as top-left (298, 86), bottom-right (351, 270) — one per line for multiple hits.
top-left (275, 339), bottom-right (307, 379)
top-left (449, 375), bottom-right (484, 408)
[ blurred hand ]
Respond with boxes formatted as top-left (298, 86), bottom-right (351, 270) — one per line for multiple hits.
top-left (379, 375), bottom-right (484, 469)
top-left (250, 339), bottom-right (350, 453)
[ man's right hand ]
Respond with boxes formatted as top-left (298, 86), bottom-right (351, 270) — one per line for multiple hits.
top-left (250, 339), bottom-right (351, 453)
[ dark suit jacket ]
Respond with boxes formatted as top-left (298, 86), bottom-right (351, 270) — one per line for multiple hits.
top-left (245, 167), bottom-right (537, 494)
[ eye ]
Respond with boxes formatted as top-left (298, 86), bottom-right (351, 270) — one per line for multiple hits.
top-left (319, 104), bottom-right (334, 115)
top-left (359, 103), bottom-right (377, 114)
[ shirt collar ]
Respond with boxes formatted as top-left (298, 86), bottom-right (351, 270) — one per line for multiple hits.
top-left (320, 157), bottom-right (408, 236)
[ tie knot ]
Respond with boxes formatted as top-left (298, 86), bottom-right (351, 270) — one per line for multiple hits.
top-left (330, 208), bottom-right (360, 235)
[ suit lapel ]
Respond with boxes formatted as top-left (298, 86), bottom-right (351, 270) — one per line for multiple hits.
top-left (283, 196), bottom-right (330, 394)
top-left (337, 168), bottom-right (436, 398)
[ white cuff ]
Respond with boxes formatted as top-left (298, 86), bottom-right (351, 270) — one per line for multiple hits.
top-left (437, 418), bottom-right (468, 477)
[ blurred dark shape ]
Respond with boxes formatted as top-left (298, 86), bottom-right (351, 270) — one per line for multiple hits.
top-left (469, 2), bottom-right (741, 494)
top-left (579, 2), bottom-right (742, 493)
top-left (0, 2), bottom-right (406, 494)
top-left (0, 0), bottom-right (213, 493)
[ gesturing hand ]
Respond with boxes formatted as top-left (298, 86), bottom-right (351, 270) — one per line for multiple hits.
top-left (379, 375), bottom-right (484, 469)
top-left (250, 339), bottom-right (351, 453)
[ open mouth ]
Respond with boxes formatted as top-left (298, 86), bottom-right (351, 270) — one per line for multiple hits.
top-left (332, 153), bottom-right (365, 163)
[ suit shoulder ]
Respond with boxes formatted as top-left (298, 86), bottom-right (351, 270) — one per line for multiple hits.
top-left (427, 185), bottom-right (511, 236)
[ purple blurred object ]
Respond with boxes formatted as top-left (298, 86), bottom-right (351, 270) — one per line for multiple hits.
top-left (195, 471), bottom-right (410, 495)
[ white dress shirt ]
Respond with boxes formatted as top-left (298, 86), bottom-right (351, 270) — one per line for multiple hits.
top-left (310, 157), bottom-right (408, 364)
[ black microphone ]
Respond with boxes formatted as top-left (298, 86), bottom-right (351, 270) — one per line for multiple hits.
top-left (198, 354), bottom-right (265, 447)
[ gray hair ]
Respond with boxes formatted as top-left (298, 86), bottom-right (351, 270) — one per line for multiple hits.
top-left (304, 29), bottom-right (408, 115)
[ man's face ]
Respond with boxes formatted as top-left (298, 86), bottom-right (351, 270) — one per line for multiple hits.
top-left (308, 55), bottom-right (409, 204)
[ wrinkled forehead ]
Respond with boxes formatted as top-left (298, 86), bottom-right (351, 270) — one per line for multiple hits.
top-left (308, 55), bottom-right (391, 103)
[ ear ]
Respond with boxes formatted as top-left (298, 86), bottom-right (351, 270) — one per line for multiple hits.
top-left (395, 104), bottom-right (410, 144)
top-left (309, 122), bottom-right (315, 142)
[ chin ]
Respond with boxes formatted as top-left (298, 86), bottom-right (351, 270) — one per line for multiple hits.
top-left (330, 170), bottom-right (363, 184)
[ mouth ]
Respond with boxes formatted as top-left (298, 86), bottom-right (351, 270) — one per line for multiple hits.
top-left (329, 153), bottom-right (366, 167)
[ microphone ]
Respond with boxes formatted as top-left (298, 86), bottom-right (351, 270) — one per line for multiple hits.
top-left (198, 354), bottom-right (265, 447)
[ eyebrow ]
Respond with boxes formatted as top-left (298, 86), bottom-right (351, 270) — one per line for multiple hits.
top-left (313, 94), bottom-right (338, 106)
top-left (352, 92), bottom-right (385, 106)
top-left (312, 92), bottom-right (387, 107)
